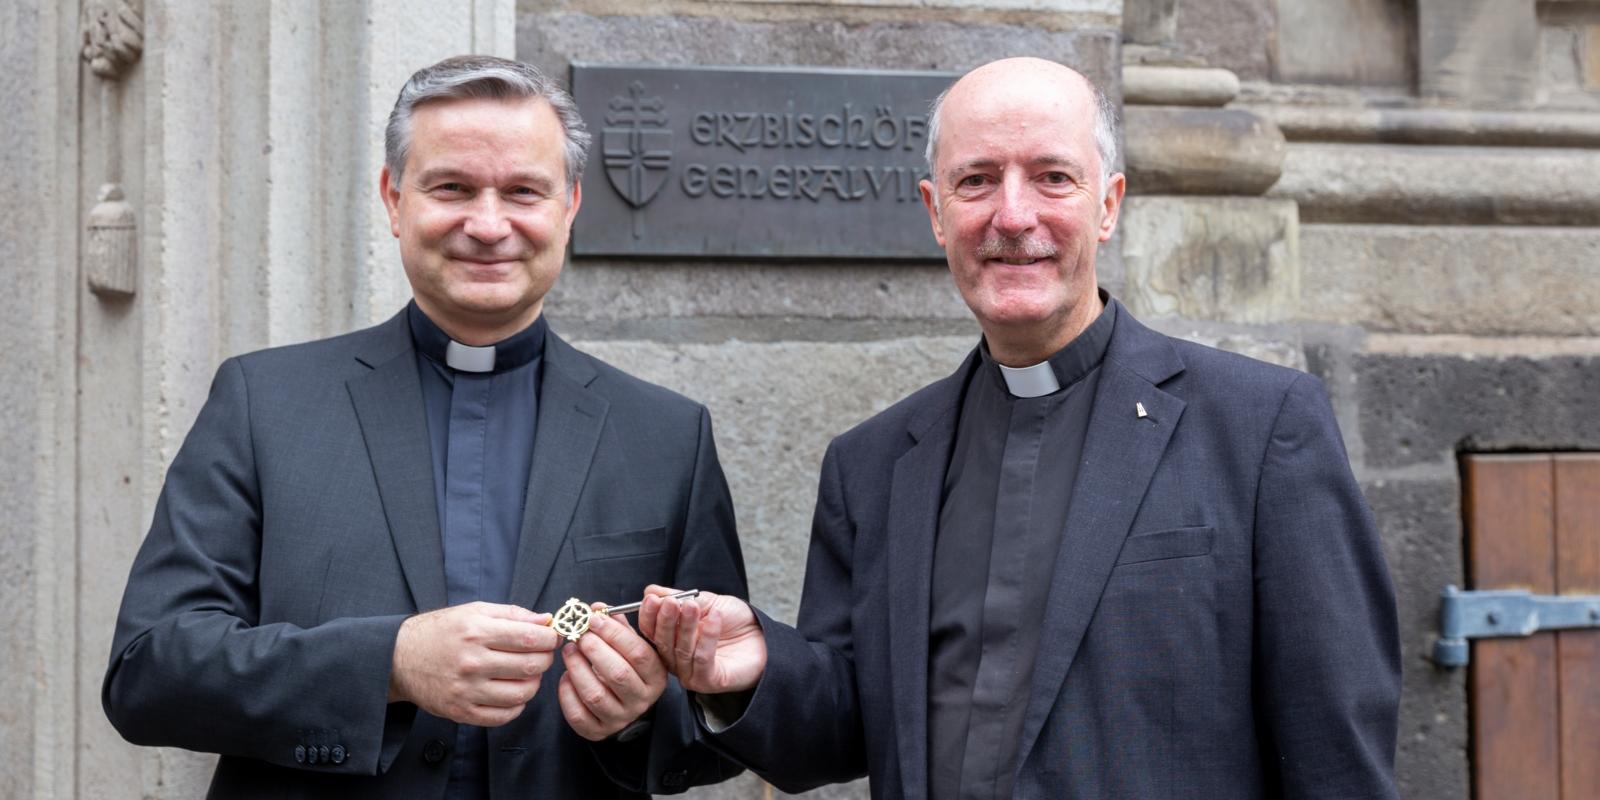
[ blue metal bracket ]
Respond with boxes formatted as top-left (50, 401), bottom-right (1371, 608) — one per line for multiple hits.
top-left (1433, 585), bottom-right (1600, 668)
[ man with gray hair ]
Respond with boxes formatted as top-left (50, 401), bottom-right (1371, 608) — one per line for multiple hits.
top-left (642, 56), bottom-right (1400, 798)
top-left (104, 55), bottom-right (747, 798)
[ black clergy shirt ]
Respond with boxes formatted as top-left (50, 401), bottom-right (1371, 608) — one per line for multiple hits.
top-left (928, 298), bottom-right (1116, 800)
top-left (407, 301), bottom-right (545, 799)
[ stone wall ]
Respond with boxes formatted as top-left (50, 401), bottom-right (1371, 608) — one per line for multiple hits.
top-left (3, 0), bottom-right (1597, 797)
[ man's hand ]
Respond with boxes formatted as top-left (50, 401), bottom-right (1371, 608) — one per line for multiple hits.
top-left (556, 607), bottom-right (668, 741)
top-left (637, 585), bottom-right (767, 695)
top-left (389, 602), bottom-right (558, 727)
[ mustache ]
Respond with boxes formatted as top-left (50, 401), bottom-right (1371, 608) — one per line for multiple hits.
top-left (974, 235), bottom-right (1057, 261)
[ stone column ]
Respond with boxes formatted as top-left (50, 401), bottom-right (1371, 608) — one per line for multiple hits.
top-left (0, 1), bottom-right (82, 798)
top-left (1118, 63), bottom-right (1302, 366)
top-left (2, 2), bottom-right (512, 798)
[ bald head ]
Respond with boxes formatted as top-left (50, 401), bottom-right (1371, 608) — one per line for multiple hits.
top-left (924, 58), bottom-right (1118, 196)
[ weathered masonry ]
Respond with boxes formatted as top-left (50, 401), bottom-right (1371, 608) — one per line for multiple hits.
top-left (4, 1), bottom-right (1599, 798)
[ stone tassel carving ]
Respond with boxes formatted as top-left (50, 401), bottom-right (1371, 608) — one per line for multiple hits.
top-left (81, 1), bottom-right (144, 299)
top-left (85, 184), bottom-right (137, 297)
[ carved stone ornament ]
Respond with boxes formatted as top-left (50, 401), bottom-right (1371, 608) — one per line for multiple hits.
top-left (80, 1), bottom-right (144, 80)
top-left (85, 183), bottom-right (137, 298)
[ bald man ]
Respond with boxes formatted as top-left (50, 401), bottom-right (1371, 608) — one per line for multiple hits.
top-left (641, 58), bottom-right (1400, 799)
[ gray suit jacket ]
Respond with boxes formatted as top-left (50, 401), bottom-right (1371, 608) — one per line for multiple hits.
top-left (104, 311), bottom-right (747, 798)
top-left (708, 301), bottom-right (1400, 799)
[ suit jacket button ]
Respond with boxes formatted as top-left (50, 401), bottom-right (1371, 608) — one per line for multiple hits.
top-left (293, 745), bottom-right (306, 764)
top-left (422, 739), bottom-right (448, 764)
top-left (661, 769), bottom-right (688, 789)
top-left (318, 745), bottom-right (330, 764)
top-left (307, 745), bottom-right (320, 765)
top-left (330, 745), bottom-right (346, 764)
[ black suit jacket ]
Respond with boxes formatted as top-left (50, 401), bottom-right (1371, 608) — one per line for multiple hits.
top-left (104, 311), bottom-right (747, 798)
top-left (708, 302), bottom-right (1400, 799)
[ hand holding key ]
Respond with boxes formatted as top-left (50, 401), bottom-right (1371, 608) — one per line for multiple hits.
top-left (637, 585), bottom-right (767, 695)
top-left (554, 596), bottom-right (679, 741)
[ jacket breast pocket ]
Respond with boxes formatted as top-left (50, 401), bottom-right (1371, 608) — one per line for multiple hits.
top-left (1114, 525), bottom-right (1214, 566)
top-left (571, 527), bottom-right (669, 601)
top-left (571, 526), bottom-right (668, 562)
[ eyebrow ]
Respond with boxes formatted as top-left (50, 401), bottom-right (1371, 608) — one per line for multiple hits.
top-left (944, 154), bottom-right (1088, 183)
top-left (413, 168), bottom-right (558, 188)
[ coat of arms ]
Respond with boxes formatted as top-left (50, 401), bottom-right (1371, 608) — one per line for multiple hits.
top-left (602, 81), bottom-right (672, 239)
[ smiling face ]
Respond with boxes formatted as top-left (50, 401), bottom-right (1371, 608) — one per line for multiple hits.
top-left (380, 95), bottom-right (581, 345)
top-left (920, 59), bottom-right (1124, 365)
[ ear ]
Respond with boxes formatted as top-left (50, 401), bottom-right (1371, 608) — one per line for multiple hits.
top-left (379, 166), bottom-right (402, 239)
top-left (1097, 172), bottom-right (1126, 243)
top-left (564, 180), bottom-right (583, 229)
top-left (919, 178), bottom-right (946, 248)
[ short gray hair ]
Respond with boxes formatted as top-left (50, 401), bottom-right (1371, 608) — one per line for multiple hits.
top-left (384, 55), bottom-right (591, 190)
top-left (924, 68), bottom-right (1119, 195)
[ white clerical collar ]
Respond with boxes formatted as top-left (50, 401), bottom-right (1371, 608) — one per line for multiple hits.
top-left (445, 340), bottom-right (496, 373)
top-left (998, 361), bottom-right (1060, 398)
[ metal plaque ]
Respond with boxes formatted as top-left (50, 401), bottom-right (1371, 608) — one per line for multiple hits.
top-left (571, 64), bottom-right (958, 259)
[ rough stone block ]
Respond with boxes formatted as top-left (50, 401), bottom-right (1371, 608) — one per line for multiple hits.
top-left (1273, 0), bottom-right (1413, 87)
top-left (549, 263), bottom-right (970, 322)
top-left (1144, 318), bottom-right (1307, 370)
top-left (1301, 224), bottom-right (1600, 336)
top-left (573, 336), bottom-right (977, 623)
top-left (778, 778), bottom-right (870, 799)
top-left (1123, 107), bottom-right (1285, 195)
top-left (519, 13), bottom-right (1121, 92)
top-left (684, 771), bottom-right (771, 799)
top-left (1169, 0), bottom-right (1277, 81)
top-left (1354, 338), bottom-right (1600, 469)
top-left (1122, 65), bottom-right (1239, 106)
top-left (1360, 478), bottom-right (1470, 800)
top-left (1122, 0), bottom-right (1180, 45)
top-left (1270, 143), bottom-right (1600, 226)
top-left (1418, 0), bottom-right (1540, 107)
top-left (1121, 196), bottom-right (1299, 325)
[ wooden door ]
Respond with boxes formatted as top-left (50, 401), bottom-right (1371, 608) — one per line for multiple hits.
top-left (1463, 454), bottom-right (1600, 800)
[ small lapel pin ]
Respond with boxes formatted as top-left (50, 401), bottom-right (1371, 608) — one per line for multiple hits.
top-left (1136, 402), bottom-right (1149, 419)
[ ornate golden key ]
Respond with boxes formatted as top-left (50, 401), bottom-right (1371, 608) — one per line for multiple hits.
top-left (548, 589), bottom-right (700, 642)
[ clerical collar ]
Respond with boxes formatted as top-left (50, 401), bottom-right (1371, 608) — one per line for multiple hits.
top-left (406, 301), bottom-right (546, 374)
top-left (980, 295), bottom-right (1118, 398)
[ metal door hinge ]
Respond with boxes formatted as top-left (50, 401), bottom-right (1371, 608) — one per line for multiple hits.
top-left (1432, 585), bottom-right (1600, 668)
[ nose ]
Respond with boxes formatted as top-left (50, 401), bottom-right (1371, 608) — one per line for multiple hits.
top-left (461, 193), bottom-right (512, 243)
top-left (990, 173), bottom-right (1038, 237)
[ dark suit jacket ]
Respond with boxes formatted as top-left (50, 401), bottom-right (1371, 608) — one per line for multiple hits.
top-left (104, 311), bottom-right (747, 798)
top-left (708, 302), bottom-right (1400, 799)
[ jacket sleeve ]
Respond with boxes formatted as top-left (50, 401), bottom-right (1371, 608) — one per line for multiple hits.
top-left (1253, 373), bottom-right (1401, 799)
top-left (700, 440), bottom-right (869, 793)
top-left (102, 357), bottom-right (412, 776)
top-left (589, 404), bottom-right (751, 793)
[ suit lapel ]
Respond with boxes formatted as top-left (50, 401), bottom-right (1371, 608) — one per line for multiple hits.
top-left (507, 331), bottom-right (608, 610)
top-left (347, 313), bottom-right (448, 613)
top-left (886, 354), bottom-right (972, 800)
top-left (1014, 309), bottom-right (1187, 768)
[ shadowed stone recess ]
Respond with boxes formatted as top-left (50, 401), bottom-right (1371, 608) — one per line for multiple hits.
top-left (1361, 478), bottom-right (1470, 800)
top-left (1122, 196), bottom-right (1299, 324)
top-left (1355, 349), bottom-right (1600, 469)
top-left (1301, 225), bottom-right (1600, 336)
